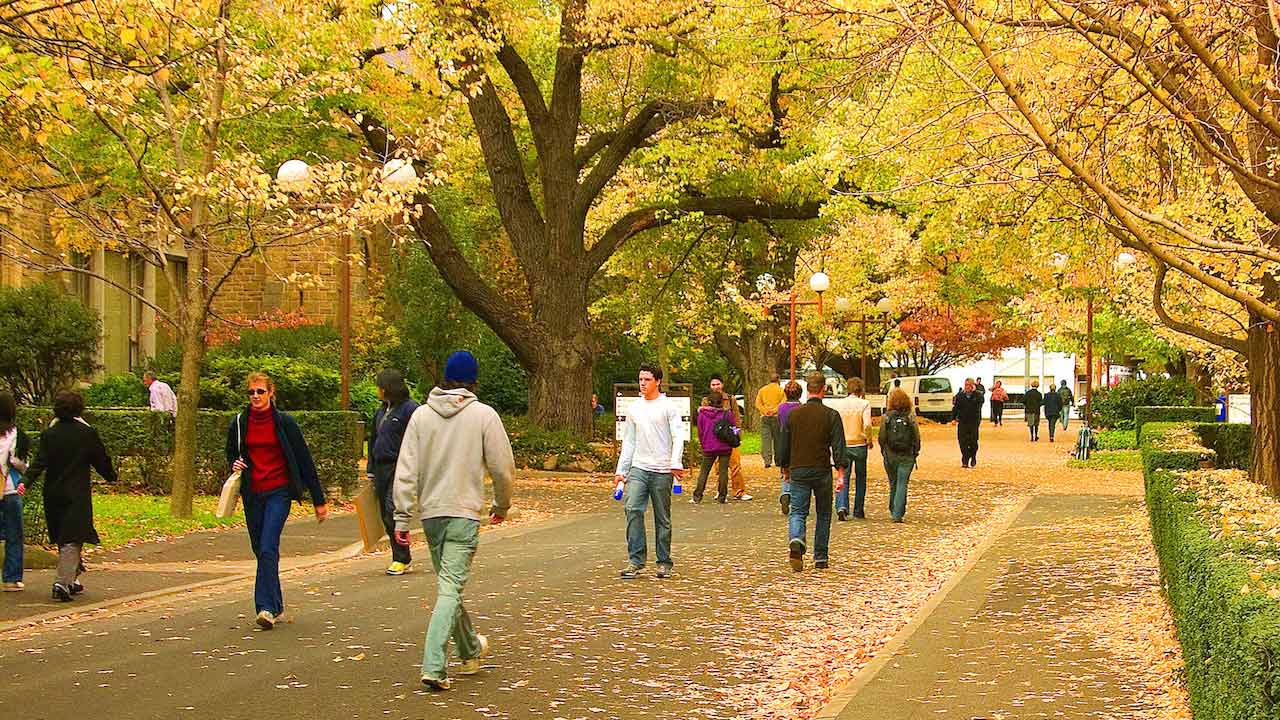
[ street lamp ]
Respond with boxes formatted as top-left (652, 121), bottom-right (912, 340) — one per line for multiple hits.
top-left (763, 272), bottom-right (830, 383)
top-left (381, 158), bottom-right (418, 189)
top-left (275, 158), bottom-right (353, 411)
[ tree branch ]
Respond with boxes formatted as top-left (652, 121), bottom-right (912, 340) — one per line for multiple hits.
top-left (1152, 260), bottom-right (1247, 354)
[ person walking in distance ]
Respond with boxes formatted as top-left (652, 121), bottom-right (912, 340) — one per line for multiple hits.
top-left (25, 391), bottom-right (116, 601)
top-left (1057, 380), bottom-right (1075, 431)
top-left (142, 371), bottom-right (177, 417)
top-left (835, 378), bottom-right (872, 521)
top-left (0, 391), bottom-right (30, 591)
top-left (693, 392), bottom-right (736, 504)
top-left (880, 389), bottom-right (921, 523)
top-left (1024, 380), bottom-right (1044, 442)
top-left (1042, 380), bottom-right (1064, 443)
top-left (367, 369), bottom-right (419, 576)
top-left (226, 372), bottom-right (328, 629)
top-left (952, 378), bottom-right (984, 468)
top-left (777, 373), bottom-right (845, 571)
top-left (615, 364), bottom-right (685, 579)
top-left (393, 351), bottom-right (515, 691)
top-left (755, 372), bottom-right (785, 470)
top-left (989, 380), bottom-right (1009, 425)
top-left (776, 380), bottom-right (803, 516)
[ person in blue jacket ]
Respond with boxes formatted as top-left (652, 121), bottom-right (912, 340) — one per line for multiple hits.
top-left (367, 369), bottom-right (419, 575)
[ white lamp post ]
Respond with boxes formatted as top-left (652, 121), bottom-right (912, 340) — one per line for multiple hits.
top-left (276, 159), bottom-right (310, 187)
top-left (808, 271), bottom-right (831, 294)
top-left (381, 158), bottom-right (417, 190)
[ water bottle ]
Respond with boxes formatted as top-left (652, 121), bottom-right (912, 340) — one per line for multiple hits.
top-left (613, 479), bottom-right (625, 501)
top-left (672, 477), bottom-right (682, 495)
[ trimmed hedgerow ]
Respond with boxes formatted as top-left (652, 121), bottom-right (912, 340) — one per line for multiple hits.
top-left (1134, 406), bottom-right (1217, 446)
top-left (1194, 422), bottom-right (1252, 471)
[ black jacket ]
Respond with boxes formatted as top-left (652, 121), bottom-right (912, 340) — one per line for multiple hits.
top-left (366, 399), bottom-right (419, 490)
top-left (1043, 387), bottom-right (1064, 417)
top-left (777, 398), bottom-right (846, 471)
top-left (225, 406), bottom-right (326, 505)
top-left (952, 391), bottom-right (983, 424)
top-left (26, 418), bottom-right (115, 545)
top-left (1023, 388), bottom-right (1043, 413)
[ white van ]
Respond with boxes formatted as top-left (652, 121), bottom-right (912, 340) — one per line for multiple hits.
top-left (880, 375), bottom-right (954, 420)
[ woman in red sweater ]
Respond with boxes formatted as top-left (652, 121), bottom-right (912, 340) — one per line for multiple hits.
top-left (225, 372), bottom-right (327, 630)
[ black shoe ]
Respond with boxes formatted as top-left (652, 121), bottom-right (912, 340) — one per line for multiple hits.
top-left (70, 581), bottom-right (84, 595)
top-left (814, 560), bottom-right (829, 570)
top-left (51, 583), bottom-right (72, 602)
top-left (764, 463), bottom-right (772, 469)
top-left (716, 496), bottom-right (727, 504)
top-left (1050, 437), bottom-right (1055, 443)
top-left (779, 494), bottom-right (790, 516)
top-left (969, 458), bottom-right (977, 468)
top-left (788, 539), bottom-right (805, 572)
top-left (852, 511), bottom-right (866, 519)
top-left (837, 509), bottom-right (848, 521)
top-left (961, 461), bottom-right (969, 468)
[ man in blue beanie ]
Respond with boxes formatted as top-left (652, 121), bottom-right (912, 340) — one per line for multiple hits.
top-left (393, 350), bottom-right (515, 691)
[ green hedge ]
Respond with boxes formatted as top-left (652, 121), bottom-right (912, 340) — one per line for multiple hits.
top-left (1134, 406), bottom-right (1217, 445)
top-left (1142, 422), bottom-right (1280, 718)
top-left (1093, 376), bottom-right (1198, 429)
top-left (1194, 423), bottom-right (1252, 470)
top-left (15, 407), bottom-right (362, 543)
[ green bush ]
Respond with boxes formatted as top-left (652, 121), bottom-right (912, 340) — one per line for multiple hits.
top-left (502, 415), bottom-right (612, 470)
top-left (350, 379), bottom-right (381, 424)
top-left (1091, 376), bottom-right (1198, 430)
top-left (1139, 421), bottom-right (1215, 475)
top-left (477, 342), bottom-right (529, 415)
top-left (1194, 423), bottom-right (1251, 470)
top-left (0, 283), bottom-right (100, 403)
top-left (82, 373), bottom-right (148, 407)
top-left (1094, 429), bottom-right (1136, 450)
top-left (214, 324), bottom-right (339, 366)
top-left (1134, 406), bottom-right (1217, 445)
top-left (204, 355), bottom-right (339, 411)
top-left (15, 406), bottom-right (363, 543)
top-left (1142, 423), bottom-right (1280, 720)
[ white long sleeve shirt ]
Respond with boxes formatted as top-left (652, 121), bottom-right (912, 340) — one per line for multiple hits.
top-left (615, 394), bottom-right (685, 476)
top-left (149, 380), bottom-right (178, 417)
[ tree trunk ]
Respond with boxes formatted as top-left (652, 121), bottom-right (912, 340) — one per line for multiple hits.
top-left (1249, 314), bottom-right (1280, 495)
top-left (169, 321), bottom-right (206, 518)
top-left (717, 326), bottom-right (784, 431)
top-left (525, 306), bottom-right (596, 436)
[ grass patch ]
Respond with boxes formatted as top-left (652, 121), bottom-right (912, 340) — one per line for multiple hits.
top-left (1068, 449), bottom-right (1143, 472)
top-left (739, 431), bottom-right (761, 455)
top-left (89, 494), bottom-right (313, 550)
top-left (1096, 429), bottom-right (1138, 450)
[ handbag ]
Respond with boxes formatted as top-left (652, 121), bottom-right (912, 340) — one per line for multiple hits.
top-left (216, 416), bottom-right (243, 518)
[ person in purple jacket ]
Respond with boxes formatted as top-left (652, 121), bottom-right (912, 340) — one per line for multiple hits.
top-left (776, 380), bottom-right (803, 516)
top-left (692, 391), bottom-right (737, 504)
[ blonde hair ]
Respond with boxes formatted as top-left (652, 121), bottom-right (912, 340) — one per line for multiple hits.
top-left (245, 372), bottom-right (275, 392)
top-left (887, 388), bottom-right (913, 414)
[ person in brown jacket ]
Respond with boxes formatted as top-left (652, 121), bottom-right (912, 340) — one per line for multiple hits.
top-left (777, 373), bottom-right (845, 572)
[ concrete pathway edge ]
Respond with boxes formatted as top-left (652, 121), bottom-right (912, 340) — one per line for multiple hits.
top-left (813, 494), bottom-right (1035, 719)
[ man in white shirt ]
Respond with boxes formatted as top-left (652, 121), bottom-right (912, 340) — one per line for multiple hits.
top-left (834, 378), bottom-right (873, 521)
top-left (143, 371), bottom-right (177, 417)
top-left (615, 363), bottom-right (685, 579)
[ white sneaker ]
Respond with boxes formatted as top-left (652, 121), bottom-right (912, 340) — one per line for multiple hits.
top-left (737, 494), bottom-right (753, 501)
top-left (255, 610), bottom-right (276, 630)
top-left (421, 675), bottom-right (451, 691)
top-left (457, 634), bottom-right (490, 675)
top-left (2, 581), bottom-right (23, 592)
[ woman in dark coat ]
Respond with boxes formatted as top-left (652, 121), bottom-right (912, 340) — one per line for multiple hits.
top-left (366, 369), bottom-right (418, 575)
top-left (25, 390), bottom-right (115, 601)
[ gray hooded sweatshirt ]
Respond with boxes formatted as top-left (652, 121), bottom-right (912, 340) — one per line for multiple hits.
top-left (392, 387), bottom-right (515, 530)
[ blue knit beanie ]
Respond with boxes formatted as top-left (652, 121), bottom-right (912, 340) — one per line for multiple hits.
top-left (443, 350), bottom-right (479, 384)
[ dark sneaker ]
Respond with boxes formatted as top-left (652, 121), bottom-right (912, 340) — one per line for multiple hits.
top-left (620, 564), bottom-right (643, 579)
top-left (779, 494), bottom-right (790, 516)
top-left (852, 511), bottom-right (866, 520)
top-left (421, 675), bottom-right (451, 691)
top-left (814, 560), bottom-right (829, 570)
top-left (788, 539), bottom-right (805, 572)
top-left (70, 581), bottom-right (84, 595)
top-left (51, 583), bottom-right (71, 602)
top-left (892, 517), bottom-right (905, 524)
top-left (837, 509), bottom-right (848, 521)
top-left (655, 565), bottom-right (672, 579)
top-left (716, 496), bottom-right (727, 504)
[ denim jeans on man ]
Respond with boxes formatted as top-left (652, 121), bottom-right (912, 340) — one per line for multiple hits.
top-left (760, 416), bottom-right (780, 467)
top-left (624, 468), bottom-right (673, 569)
top-left (420, 517), bottom-right (483, 681)
top-left (835, 445), bottom-right (867, 516)
top-left (0, 493), bottom-right (22, 583)
top-left (244, 487), bottom-right (291, 615)
top-left (788, 468), bottom-right (833, 562)
top-left (882, 455), bottom-right (915, 521)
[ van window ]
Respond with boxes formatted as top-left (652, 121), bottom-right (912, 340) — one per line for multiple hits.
top-left (919, 377), bottom-right (952, 394)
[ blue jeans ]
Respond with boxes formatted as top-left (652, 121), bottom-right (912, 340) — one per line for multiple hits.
top-left (244, 488), bottom-right (291, 615)
top-left (0, 494), bottom-right (22, 583)
top-left (836, 445), bottom-right (868, 515)
top-left (788, 468), bottom-right (833, 562)
top-left (420, 517), bottom-right (482, 681)
top-left (624, 468), bottom-right (673, 568)
top-left (882, 455), bottom-right (915, 521)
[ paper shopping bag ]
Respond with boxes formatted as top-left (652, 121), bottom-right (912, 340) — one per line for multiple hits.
top-left (215, 470), bottom-right (242, 518)
top-left (353, 481), bottom-right (386, 553)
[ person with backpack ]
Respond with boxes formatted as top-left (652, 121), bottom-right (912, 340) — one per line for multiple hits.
top-left (777, 373), bottom-right (845, 571)
top-left (1057, 380), bottom-right (1075, 431)
top-left (693, 392), bottom-right (738, 504)
top-left (951, 378), bottom-right (984, 468)
top-left (776, 381), bottom-right (804, 516)
top-left (989, 380), bottom-right (1009, 425)
top-left (880, 388), bottom-right (921, 523)
top-left (1024, 380), bottom-right (1044, 442)
top-left (1042, 381), bottom-right (1064, 443)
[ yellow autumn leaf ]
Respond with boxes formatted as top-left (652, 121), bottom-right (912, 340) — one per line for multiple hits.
top-left (121, 27), bottom-right (136, 46)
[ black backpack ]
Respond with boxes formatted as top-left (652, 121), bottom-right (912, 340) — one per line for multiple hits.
top-left (713, 413), bottom-right (741, 448)
top-left (882, 413), bottom-right (913, 453)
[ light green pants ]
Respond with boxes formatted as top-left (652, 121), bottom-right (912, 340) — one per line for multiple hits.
top-left (420, 517), bottom-right (483, 680)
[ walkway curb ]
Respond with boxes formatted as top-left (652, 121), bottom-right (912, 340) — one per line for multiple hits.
top-left (0, 515), bottom-right (585, 636)
top-left (813, 493), bottom-right (1035, 719)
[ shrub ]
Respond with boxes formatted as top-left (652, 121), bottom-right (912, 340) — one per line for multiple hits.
top-left (1134, 406), bottom-right (1217, 445)
top-left (204, 355), bottom-right (339, 411)
top-left (0, 283), bottom-right (99, 403)
top-left (1094, 429), bottom-right (1136, 450)
top-left (212, 322), bottom-right (339, 367)
top-left (1091, 376), bottom-right (1198, 430)
top-left (502, 415), bottom-right (611, 470)
top-left (477, 342), bottom-right (529, 415)
top-left (82, 373), bottom-right (148, 407)
top-left (1194, 423), bottom-right (1251, 470)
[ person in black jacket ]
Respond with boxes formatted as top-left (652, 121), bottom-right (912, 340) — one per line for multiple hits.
top-left (25, 391), bottom-right (116, 601)
top-left (777, 373), bottom-right (845, 572)
top-left (0, 391), bottom-right (31, 591)
top-left (1042, 381), bottom-right (1064, 443)
top-left (951, 378), bottom-right (984, 468)
top-left (1023, 381), bottom-right (1044, 442)
top-left (367, 369), bottom-right (419, 575)
top-left (225, 372), bottom-right (327, 630)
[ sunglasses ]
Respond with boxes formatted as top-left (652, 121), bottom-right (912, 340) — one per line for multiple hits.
top-left (248, 389), bottom-right (269, 396)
